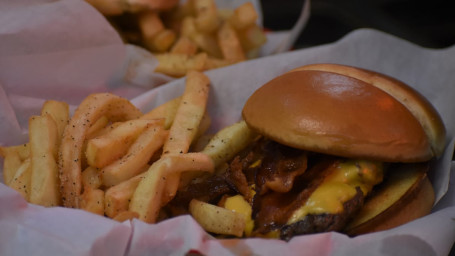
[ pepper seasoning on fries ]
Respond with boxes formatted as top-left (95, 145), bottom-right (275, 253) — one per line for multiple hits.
top-left (1, 70), bottom-right (260, 237)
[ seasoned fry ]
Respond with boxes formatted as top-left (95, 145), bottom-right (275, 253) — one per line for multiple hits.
top-left (162, 71), bottom-right (210, 155)
top-left (170, 37), bottom-right (198, 56)
top-left (87, 121), bottom-right (122, 140)
top-left (180, 16), bottom-right (198, 38)
top-left (161, 71), bottom-right (210, 204)
top-left (180, 120), bottom-right (256, 188)
top-left (81, 166), bottom-right (102, 190)
top-left (139, 11), bottom-right (165, 40)
top-left (101, 121), bottom-right (167, 187)
top-left (59, 93), bottom-right (142, 208)
top-left (29, 114), bottom-right (60, 207)
top-left (80, 188), bottom-right (104, 216)
top-left (86, 116), bottom-right (109, 139)
top-left (0, 143), bottom-right (30, 161)
top-left (8, 158), bottom-right (31, 199)
top-left (228, 2), bottom-right (258, 30)
top-left (141, 96), bottom-right (181, 128)
top-left (130, 152), bottom-right (214, 223)
top-left (237, 24), bottom-right (267, 51)
top-left (113, 211), bottom-right (139, 222)
top-left (2, 150), bottom-right (22, 185)
top-left (146, 29), bottom-right (176, 53)
top-left (194, 0), bottom-right (219, 33)
top-left (40, 100), bottom-right (70, 142)
top-left (155, 53), bottom-right (208, 77)
top-left (202, 120), bottom-right (256, 168)
top-left (217, 22), bottom-right (246, 62)
top-left (105, 171), bottom-right (147, 218)
top-left (86, 119), bottom-right (161, 168)
top-left (192, 33), bottom-right (222, 58)
top-left (189, 199), bottom-right (245, 237)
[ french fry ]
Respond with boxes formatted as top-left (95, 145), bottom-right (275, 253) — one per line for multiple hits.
top-left (189, 199), bottom-right (245, 237)
top-left (195, 110), bottom-right (211, 139)
top-left (29, 114), bottom-right (61, 207)
top-left (161, 71), bottom-right (210, 204)
top-left (86, 119), bottom-right (161, 168)
top-left (192, 33), bottom-right (222, 58)
top-left (86, 116), bottom-right (109, 139)
top-left (2, 150), bottom-right (22, 185)
top-left (155, 53), bottom-right (208, 77)
top-left (140, 0), bottom-right (179, 11)
top-left (168, 0), bottom-right (196, 21)
top-left (105, 171), bottom-right (147, 218)
top-left (228, 2), bottom-right (258, 30)
top-left (146, 29), bottom-right (176, 53)
top-left (180, 120), bottom-right (256, 188)
top-left (217, 8), bottom-right (234, 22)
top-left (59, 93), bottom-right (142, 208)
top-left (80, 188), bottom-right (104, 216)
top-left (87, 121), bottom-right (122, 140)
top-left (170, 37), bottom-right (198, 56)
top-left (180, 16), bottom-right (198, 38)
top-left (217, 22), bottom-right (246, 62)
top-left (0, 143), bottom-right (30, 161)
top-left (101, 121), bottom-right (167, 187)
top-left (237, 24), bottom-right (267, 51)
top-left (130, 152), bottom-right (214, 223)
top-left (113, 211), bottom-right (139, 222)
top-left (194, 0), bottom-right (219, 33)
top-left (138, 11), bottom-right (165, 40)
top-left (141, 96), bottom-right (181, 128)
top-left (202, 120), bottom-right (256, 168)
top-left (8, 158), bottom-right (31, 199)
top-left (40, 100), bottom-right (70, 142)
top-left (81, 166), bottom-right (102, 190)
top-left (162, 71), bottom-right (210, 155)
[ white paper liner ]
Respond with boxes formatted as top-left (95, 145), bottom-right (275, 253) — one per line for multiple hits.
top-left (0, 0), bottom-right (454, 255)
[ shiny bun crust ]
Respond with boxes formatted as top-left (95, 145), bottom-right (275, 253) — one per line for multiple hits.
top-left (291, 63), bottom-right (447, 158)
top-left (242, 64), bottom-right (446, 162)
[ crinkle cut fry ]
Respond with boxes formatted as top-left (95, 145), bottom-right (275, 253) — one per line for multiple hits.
top-left (59, 93), bottom-right (142, 208)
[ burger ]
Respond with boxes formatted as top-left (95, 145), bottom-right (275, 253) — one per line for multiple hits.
top-left (169, 63), bottom-right (446, 240)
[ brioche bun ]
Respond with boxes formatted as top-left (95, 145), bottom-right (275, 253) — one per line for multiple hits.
top-left (242, 64), bottom-right (446, 162)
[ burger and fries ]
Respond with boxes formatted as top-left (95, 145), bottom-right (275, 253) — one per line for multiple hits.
top-left (86, 0), bottom-right (267, 77)
top-left (0, 63), bottom-right (447, 241)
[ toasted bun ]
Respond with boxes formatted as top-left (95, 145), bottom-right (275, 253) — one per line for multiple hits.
top-left (242, 64), bottom-right (446, 162)
top-left (291, 63), bottom-right (447, 157)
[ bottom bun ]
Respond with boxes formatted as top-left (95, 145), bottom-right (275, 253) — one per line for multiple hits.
top-left (344, 163), bottom-right (434, 236)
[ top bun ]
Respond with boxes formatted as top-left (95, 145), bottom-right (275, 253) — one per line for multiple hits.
top-left (242, 64), bottom-right (446, 162)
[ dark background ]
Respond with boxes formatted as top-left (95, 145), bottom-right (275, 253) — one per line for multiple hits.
top-left (260, 0), bottom-right (455, 49)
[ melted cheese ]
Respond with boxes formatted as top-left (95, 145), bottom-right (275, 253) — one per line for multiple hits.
top-left (224, 194), bottom-right (254, 236)
top-left (287, 160), bottom-right (383, 224)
